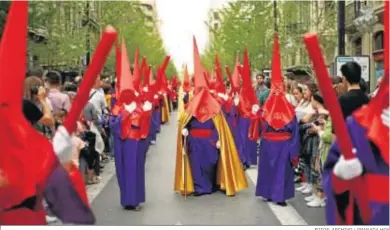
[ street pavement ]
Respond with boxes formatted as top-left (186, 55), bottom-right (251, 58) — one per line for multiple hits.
top-left (89, 112), bottom-right (326, 225)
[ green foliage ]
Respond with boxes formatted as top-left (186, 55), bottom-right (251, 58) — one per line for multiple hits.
top-left (24, 1), bottom-right (176, 77)
top-left (203, 0), bottom-right (337, 73)
top-left (0, 1), bottom-right (10, 38)
top-left (99, 1), bottom-right (176, 78)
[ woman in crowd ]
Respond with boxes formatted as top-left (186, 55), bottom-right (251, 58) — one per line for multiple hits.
top-left (302, 92), bottom-right (329, 208)
top-left (295, 82), bottom-right (318, 195)
top-left (23, 76), bottom-right (55, 137)
top-left (284, 78), bottom-right (297, 106)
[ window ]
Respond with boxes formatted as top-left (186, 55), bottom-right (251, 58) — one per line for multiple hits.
top-left (374, 31), bottom-right (384, 51)
top-left (354, 37), bottom-right (362, 55)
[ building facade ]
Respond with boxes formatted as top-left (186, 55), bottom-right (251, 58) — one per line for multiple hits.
top-left (345, 0), bottom-right (385, 90)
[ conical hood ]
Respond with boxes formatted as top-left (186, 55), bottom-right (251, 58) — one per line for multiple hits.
top-left (132, 47), bottom-right (141, 91)
top-left (193, 36), bottom-right (208, 93)
top-left (115, 39), bottom-right (121, 99)
top-left (140, 56), bottom-right (147, 85)
top-left (119, 39), bottom-right (134, 93)
top-left (231, 53), bottom-right (241, 92)
top-left (262, 34), bottom-right (295, 130)
top-left (214, 55), bottom-right (226, 93)
top-left (183, 64), bottom-right (191, 92)
top-left (0, 1), bottom-right (27, 109)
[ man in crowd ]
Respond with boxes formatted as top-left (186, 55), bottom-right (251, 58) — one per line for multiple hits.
top-left (254, 73), bottom-right (268, 101)
top-left (46, 70), bottom-right (71, 113)
top-left (339, 61), bottom-right (370, 119)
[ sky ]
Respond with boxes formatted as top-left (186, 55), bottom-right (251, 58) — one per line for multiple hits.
top-left (155, 0), bottom-right (227, 74)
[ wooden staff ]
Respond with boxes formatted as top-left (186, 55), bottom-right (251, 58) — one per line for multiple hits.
top-left (182, 135), bottom-right (188, 200)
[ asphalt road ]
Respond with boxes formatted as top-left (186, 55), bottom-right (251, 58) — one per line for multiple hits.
top-left (90, 112), bottom-right (325, 225)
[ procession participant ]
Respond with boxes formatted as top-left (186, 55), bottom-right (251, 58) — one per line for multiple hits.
top-left (174, 37), bottom-right (248, 197)
top-left (235, 48), bottom-right (261, 169)
top-left (169, 76), bottom-right (180, 110)
top-left (0, 2), bottom-right (115, 224)
top-left (255, 34), bottom-right (299, 206)
top-left (304, 3), bottom-right (389, 224)
top-left (177, 65), bottom-right (193, 122)
top-left (157, 57), bottom-right (171, 124)
top-left (142, 64), bottom-right (159, 145)
top-left (224, 64), bottom-right (241, 137)
top-left (109, 40), bottom-right (153, 211)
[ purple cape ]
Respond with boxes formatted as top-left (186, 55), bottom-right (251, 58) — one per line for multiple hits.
top-left (185, 118), bottom-right (219, 194)
top-left (109, 115), bottom-right (146, 207)
top-left (44, 166), bottom-right (95, 224)
top-left (322, 116), bottom-right (389, 225)
top-left (236, 115), bottom-right (258, 166)
top-left (255, 118), bottom-right (299, 202)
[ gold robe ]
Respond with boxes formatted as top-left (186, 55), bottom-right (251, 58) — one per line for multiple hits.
top-left (174, 111), bottom-right (248, 196)
top-left (161, 95), bottom-right (170, 123)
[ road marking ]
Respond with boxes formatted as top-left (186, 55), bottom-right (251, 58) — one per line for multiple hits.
top-left (87, 161), bottom-right (116, 203)
top-left (246, 168), bottom-right (308, 225)
top-left (174, 221), bottom-right (183, 225)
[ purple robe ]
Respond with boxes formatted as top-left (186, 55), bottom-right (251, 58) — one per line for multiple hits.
top-left (323, 117), bottom-right (389, 225)
top-left (256, 118), bottom-right (299, 202)
top-left (109, 115), bottom-right (146, 208)
top-left (150, 108), bottom-right (159, 141)
top-left (236, 116), bottom-right (258, 167)
top-left (44, 166), bottom-right (95, 224)
top-left (186, 118), bottom-right (219, 195)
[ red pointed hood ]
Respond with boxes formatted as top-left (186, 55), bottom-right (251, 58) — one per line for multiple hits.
top-left (231, 54), bottom-right (241, 93)
top-left (193, 36), bottom-right (208, 94)
top-left (144, 65), bottom-right (152, 87)
top-left (140, 56), bottom-right (147, 85)
top-left (353, 1), bottom-right (389, 164)
top-left (238, 47), bottom-right (257, 106)
top-left (262, 34), bottom-right (295, 130)
top-left (185, 36), bottom-right (221, 122)
top-left (132, 47), bottom-right (141, 92)
top-left (0, 1), bottom-right (36, 210)
top-left (214, 55), bottom-right (226, 93)
top-left (115, 39), bottom-right (121, 99)
top-left (183, 64), bottom-right (191, 93)
top-left (118, 39), bottom-right (136, 104)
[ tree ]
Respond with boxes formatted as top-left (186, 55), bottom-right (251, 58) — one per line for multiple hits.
top-left (203, 0), bottom-right (337, 73)
top-left (0, 1), bottom-right (10, 38)
top-left (99, 1), bottom-right (177, 78)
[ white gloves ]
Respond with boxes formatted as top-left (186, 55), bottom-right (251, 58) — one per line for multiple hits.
top-left (154, 94), bottom-right (159, 99)
top-left (143, 87), bottom-right (149, 92)
top-left (182, 92), bottom-right (187, 99)
top-left (158, 91), bottom-right (163, 95)
top-left (234, 97), bottom-right (239, 106)
top-left (181, 128), bottom-right (189, 137)
top-left (134, 91), bottom-right (139, 97)
top-left (53, 126), bottom-right (74, 164)
top-left (216, 140), bottom-right (221, 149)
top-left (217, 93), bottom-right (228, 101)
top-left (252, 104), bottom-right (260, 115)
top-left (124, 102), bottom-right (137, 113)
top-left (143, 101), bottom-right (153, 111)
top-left (381, 107), bottom-right (390, 128)
top-left (333, 148), bottom-right (363, 180)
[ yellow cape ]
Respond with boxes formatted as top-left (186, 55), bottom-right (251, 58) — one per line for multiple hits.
top-left (174, 111), bottom-right (248, 196)
top-left (161, 95), bottom-right (170, 123)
